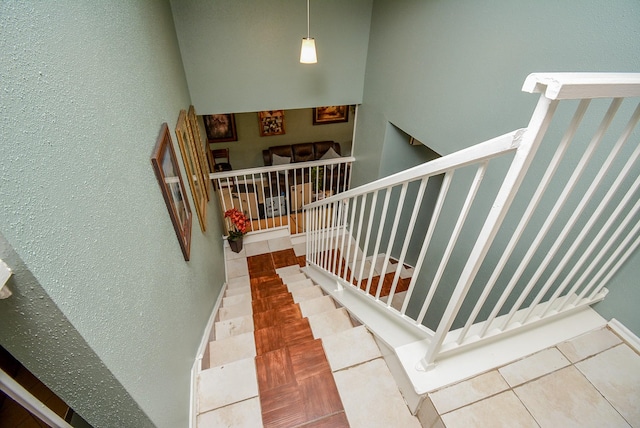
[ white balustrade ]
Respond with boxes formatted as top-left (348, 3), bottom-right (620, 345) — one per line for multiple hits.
top-left (304, 73), bottom-right (640, 367)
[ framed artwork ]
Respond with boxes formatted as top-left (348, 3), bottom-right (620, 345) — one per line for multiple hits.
top-left (151, 123), bottom-right (192, 261)
top-left (176, 110), bottom-right (207, 232)
top-left (313, 105), bottom-right (349, 125)
top-left (258, 110), bottom-right (286, 136)
top-left (204, 113), bottom-right (237, 143)
top-left (187, 105), bottom-right (211, 200)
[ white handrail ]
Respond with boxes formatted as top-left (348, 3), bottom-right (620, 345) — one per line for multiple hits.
top-left (0, 368), bottom-right (73, 428)
top-left (304, 73), bottom-right (640, 368)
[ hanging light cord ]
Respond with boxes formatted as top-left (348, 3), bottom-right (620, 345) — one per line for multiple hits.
top-left (306, 0), bottom-right (310, 39)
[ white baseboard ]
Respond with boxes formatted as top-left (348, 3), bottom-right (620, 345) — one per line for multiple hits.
top-left (608, 318), bottom-right (640, 352)
top-left (190, 282), bottom-right (227, 428)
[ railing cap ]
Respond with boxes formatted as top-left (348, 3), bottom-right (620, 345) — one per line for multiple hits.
top-left (523, 72), bottom-right (640, 100)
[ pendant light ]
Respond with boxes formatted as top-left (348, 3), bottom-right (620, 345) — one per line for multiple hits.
top-left (300, 0), bottom-right (317, 64)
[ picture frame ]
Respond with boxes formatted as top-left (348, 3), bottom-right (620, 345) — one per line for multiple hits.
top-left (176, 110), bottom-right (208, 232)
top-left (204, 113), bottom-right (237, 143)
top-left (187, 106), bottom-right (211, 201)
top-left (313, 105), bottom-right (349, 125)
top-left (151, 123), bottom-right (192, 261)
top-left (258, 110), bottom-right (286, 136)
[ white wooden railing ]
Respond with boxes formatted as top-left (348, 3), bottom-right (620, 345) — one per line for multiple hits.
top-left (210, 157), bottom-right (354, 235)
top-left (304, 73), bottom-right (640, 368)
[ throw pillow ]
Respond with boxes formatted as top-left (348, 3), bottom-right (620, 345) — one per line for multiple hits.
top-left (320, 147), bottom-right (341, 170)
top-left (272, 153), bottom-right (291, 175)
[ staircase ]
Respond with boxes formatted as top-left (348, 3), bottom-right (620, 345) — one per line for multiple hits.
top-left (194, 235), bottom-right (421, 427)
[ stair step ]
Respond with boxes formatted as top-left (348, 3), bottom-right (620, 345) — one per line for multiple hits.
top-left (307, 307), bottom-right (353, 340)
top-left (321, 325), bottom-right (382, 372)
top-left (279, 272), bottom-right (307, 284)
top-left (299, 295), bottom-right (336, 317)
top-left (219, 300), bottom-right (252, 321)
top-left (209, 332), bottom-right (257, 368)
top-left (223, 293), bottom-right (251, 308)
top-left (291, 285), bottom-right (324, 303)
top-left (286, 278), bottom-right (315, 292)
top-left (214, 314), bottom-right (254, 340)
top-left (227, 276), bottom-right (250, 290)
top-left (225, 285), bottom-right (251, 297)
top-left (276, 265), bottom-right (303, 277)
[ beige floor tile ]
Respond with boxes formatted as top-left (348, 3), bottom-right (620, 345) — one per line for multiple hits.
top-left (333, 358), bottom-right (421, 428)
top-left (556, 327), bottom-right (622, 363)
top-left (293, 242), bottom-right (306, 256)
top-left (322, 325), bottom-right (381, 372)
top-left (223, 293), bottom-right (251, 307)
top-left (307, 307), bottom-right (353, 339)
top-left (286, 278), bottom-right (315, 292)
top-left (214, 315), bottom-right (254, 340)
top-left (225, 245), bottom-right (246, 260)
top-left (219, 300), bottom-right (252, 321)
top-left (225, 285), bottom-right (251, 297)
top-left (291, 285), bottom-right (324, 303)
top-left (209, 332), bottom-right (256, 368)
top-left (441, 391), bottom-right (538, 428)
top-left (429, 370), bottom-right (509, 415)
top-left (576, 344), bottom-right (640, 425)
top-left (198, 358), bottom-right (258, 413)
top-left (275, 265), bottom-right (302, 277)
top-left (197, 397), bottom-right (263, 428)
top-left (280, 272), bottom-right (307, 284)
top-left (268, 236), bottom-right (292, 251)
top-left (416, 397), bottom-right (445, 428)
top-left (499, 347), bottom-right (570, 387)
top-left (226, 257), bottom-right (249, 279)
top-left (227, 275), bottom-right (250, 289)
top-left (514, 365), bottom-right (629, 427)
top-left (245, 240), bottom-right (271, 256)
top-left (299, 295), bottom-right (336, 317)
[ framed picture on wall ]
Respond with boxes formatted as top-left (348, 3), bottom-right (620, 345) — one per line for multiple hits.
top-left (204, 113), bottom-right (237, 143)
top-left (176, 110), bottom-right (207, 232)
top-left (313, 105), bottom-right (349, 125)
top-left (151, 123), bottom-right (192, 261)
top-left (258, 110), bottom-right (286, 136)
top-left (187, 106), bottom-right (211, 201)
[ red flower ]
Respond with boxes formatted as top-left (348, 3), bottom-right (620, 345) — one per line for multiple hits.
top-left (225, 208), bottom-right (249, 238)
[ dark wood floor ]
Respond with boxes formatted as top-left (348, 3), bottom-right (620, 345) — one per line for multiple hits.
top-left (248, 249), bottom-right (350, 427)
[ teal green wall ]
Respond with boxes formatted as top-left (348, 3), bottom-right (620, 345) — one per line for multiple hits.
top-left (208, 107), bottom-right (355, 170)
top-left (353, 0), bottom-right (640, 334)
top-left (170, 0), bottom-right (373, 114)
top-left (0, 2), bottom-right (225, 427)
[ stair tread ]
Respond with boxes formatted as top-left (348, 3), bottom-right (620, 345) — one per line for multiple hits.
top-left (209, 332), bottom-right (257, 368)
top-left (299, 295), bottom-right (336, 317)
top-left (307, 307), bottom-right (353, 340)
top-left (291, 285), bottom-right (324, 303)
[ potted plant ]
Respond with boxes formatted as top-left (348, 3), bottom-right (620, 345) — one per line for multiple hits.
top-left (224, 208), bottom-right (248, 253)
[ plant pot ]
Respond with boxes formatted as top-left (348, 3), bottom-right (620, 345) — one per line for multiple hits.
top-left (228, 237), bottom-right (243, 253)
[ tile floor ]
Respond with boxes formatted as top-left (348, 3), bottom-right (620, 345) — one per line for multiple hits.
top-left (427, 326), bottom-right (640, 428)
top-left (199, 232), bottom-right (640, 427)
top-left (197, 234), bottom-right (421, 427)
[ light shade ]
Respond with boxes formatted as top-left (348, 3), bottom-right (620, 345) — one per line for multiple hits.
top-left (300, 37), bottom-right (317, 64)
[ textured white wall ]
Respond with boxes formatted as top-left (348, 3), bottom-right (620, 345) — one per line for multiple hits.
top-left (354, 0), bottom-right (640, 334)
top-left (170, 0), bottom-right (373, 114)
top-left (0, 2), bottom-right (225, 427)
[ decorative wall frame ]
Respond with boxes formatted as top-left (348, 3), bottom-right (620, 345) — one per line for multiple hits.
top-left (187, 106), bottom-right (211, 201)
top-left (176, 110), bottom-right (207, 232)
top-left (313, 105), bottom-right (349, 125)
top-left (204, 114), bottom-right (237, 143)
top-left (151, 123), bottom-right (192, 261)
top-left (258, 110), bottom-right (286, 136)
